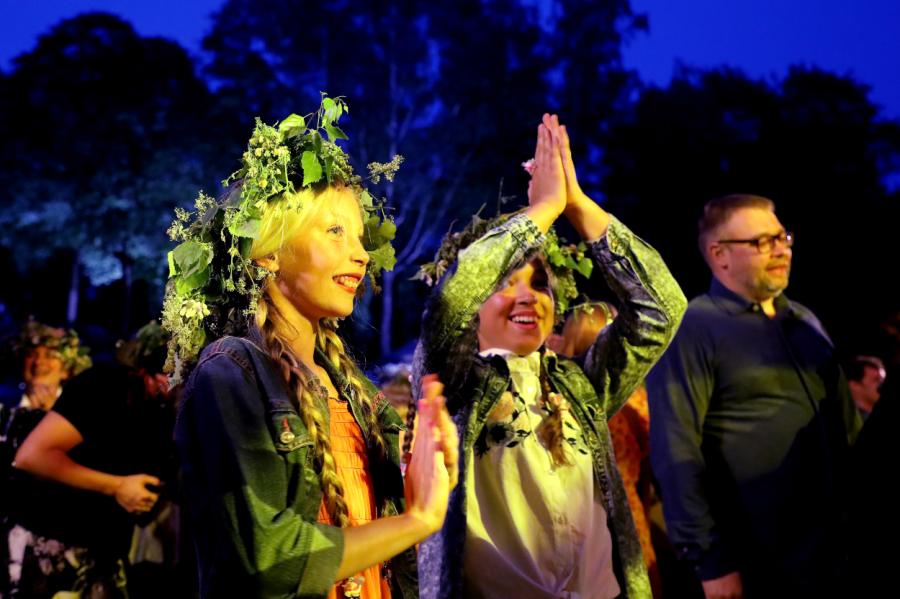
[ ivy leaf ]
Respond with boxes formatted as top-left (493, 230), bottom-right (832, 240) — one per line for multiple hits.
top-left (324, 155), bottom-right (334, 184)
top-left (229, 216), bottom-right (261, 239)
top-left (364, 215), bottom-right (397, 249)
top-left (377, 219), bottom-right (397, 242)
top-left (277, 113), bottom-right (306, 140)
top-left (176, 266), bottom-right (210, 294)
top-left (359, 190), bottom-right (374, 210)
top-left (238, 237), bottom-right (254, 259)
top-left (367, 244), bottom-right (397, 273)
top-left (173, 241), bottom-right (213, 278)
top-left (324, 123), bottom-right (348, 141)
top-left (167, 251), bottom-right (177, 277)
top-left (322, 97), bottom-right (342, 125)
top-left (310, 130), bottom-right (323, 153)
top-left (301, 151), bottom-right (323, 186)
top-left (575, 257), bottom-right (593, 278)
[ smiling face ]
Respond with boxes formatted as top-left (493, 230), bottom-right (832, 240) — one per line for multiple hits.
top-left (273, 187), bottom-right (369, 322)
top-left (709, 207), bottom-right (792, 303)
top-left (477, 258), bottom-right (556, 356)
top-left (22, 345), bottom-right (68, 390)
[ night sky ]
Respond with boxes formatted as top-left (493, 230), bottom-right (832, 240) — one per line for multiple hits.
top-left (4, 0), bottom-right (900, 120)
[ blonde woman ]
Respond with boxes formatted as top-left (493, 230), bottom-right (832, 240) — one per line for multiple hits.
top-left (165, 97), bottom-right (456, 599)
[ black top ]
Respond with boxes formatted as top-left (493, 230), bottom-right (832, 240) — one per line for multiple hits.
top-left (647, 278), bottom-right (859, 593)
top-left (7, 364), bottom-right (173, 557)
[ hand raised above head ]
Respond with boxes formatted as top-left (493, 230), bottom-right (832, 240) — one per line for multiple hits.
top-left (541, 114), bottom-right (589, 208)
top-left (526, 117), bottom-right (567, 231)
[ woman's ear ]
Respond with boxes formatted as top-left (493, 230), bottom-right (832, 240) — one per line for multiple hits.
top-left (255, 255), bottom-right (280, 273)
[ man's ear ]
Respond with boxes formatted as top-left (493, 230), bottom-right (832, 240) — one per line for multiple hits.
top-left (255, 255), bottom-right (279, 273)
top-left (708, 243), bottom-right (729, 270)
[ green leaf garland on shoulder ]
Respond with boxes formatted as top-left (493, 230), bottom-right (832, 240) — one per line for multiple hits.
top-left (161, 93), bottom-right (401, 383)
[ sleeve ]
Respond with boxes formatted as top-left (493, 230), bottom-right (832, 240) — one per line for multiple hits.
top-left (52, 366), bottom-right (116, 440)
top-left (580, 215), bottom-right (688, 417)
top-left (415, 214), bottom-right (545, 390)
top-left (180, 352), bottom-right (344, 598)
top-left (646, 311), bottom-right (736, 580)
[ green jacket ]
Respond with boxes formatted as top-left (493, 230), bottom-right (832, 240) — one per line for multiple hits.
top-left (176, 334), bottom-right (417, 598)
top-left (414, 213), bottom-right (687, 599)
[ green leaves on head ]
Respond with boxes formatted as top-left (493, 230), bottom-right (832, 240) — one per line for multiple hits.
top-left (301, 150), bottom-right (323, 186)
top-left (169, 240), bottom-right (212, 294)
top-left (364, 214), bottom-right (398, 280)
top-left (277, 113), bottom-right (306, 140)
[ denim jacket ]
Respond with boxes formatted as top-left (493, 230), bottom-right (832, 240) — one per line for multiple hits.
top-left (176, 333), bottom-right (417, 598)
top-left (414, 213), bottom-right (687, 599)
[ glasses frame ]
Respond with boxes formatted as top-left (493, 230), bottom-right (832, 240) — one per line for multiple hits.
top-left (717, 231), bottom-right (794, 254)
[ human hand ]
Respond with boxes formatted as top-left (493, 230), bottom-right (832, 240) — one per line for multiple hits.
top-left (27, 383), bottom-right (58, 411)
top-left (540, 114), bottom-right (592, 210)
top-left (114, 474), bottom-right (161, 514)
top-left (404, 376), bottom-right (451, 534)
top-left (422, 374), bottom-right (458, 489)
top-left (527, 116), bottom-right (567, 225)
top-left (702, 571), bottom-right (743, 599)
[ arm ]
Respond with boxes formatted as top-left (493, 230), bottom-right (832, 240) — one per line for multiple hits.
top-left (14, 412), bottom-right (160, 513)
top-left (580, 215), bottom-right (687, 416)
top-left (550, 116), bottom-right (687, 414)
top-left (646, 316), bottom-right (738, 583)
top-left (417, 121), bottom-right (565, 388)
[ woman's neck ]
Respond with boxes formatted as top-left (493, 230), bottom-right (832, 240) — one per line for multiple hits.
top-left (266, 285), bottom-right (319, 366)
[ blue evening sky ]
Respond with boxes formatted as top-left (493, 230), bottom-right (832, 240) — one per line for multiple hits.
top-left (4, 0), bottom-right (900, 119)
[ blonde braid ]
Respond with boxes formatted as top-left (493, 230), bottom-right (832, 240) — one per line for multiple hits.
top-left (536, 347), bottom-right (572, 467)
top-left (318, 322), bottom-right (389, 463)
top-left (257, 299), bottom-right (351, 527)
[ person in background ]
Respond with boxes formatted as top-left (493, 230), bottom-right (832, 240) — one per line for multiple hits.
top-left (845, 355), bottom-right (885, 423)
top-left (647, 194), bottom-right (861, 599)
top-left (1, 319), bottom-right (91, 598)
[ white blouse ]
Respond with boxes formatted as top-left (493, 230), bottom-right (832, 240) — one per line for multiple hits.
top-left (463, 348), bottom-right (619, 599)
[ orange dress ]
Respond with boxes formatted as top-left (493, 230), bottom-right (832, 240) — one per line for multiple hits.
top-left (317, 396), bottom-right (389, 599)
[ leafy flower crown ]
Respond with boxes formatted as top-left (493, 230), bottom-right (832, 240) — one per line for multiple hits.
top-left (162, 94), bottom-right (401, 382)
top-left (414, 210), bottom-right (592, 315)
top-left (15, 318), bottom-right (92, 376)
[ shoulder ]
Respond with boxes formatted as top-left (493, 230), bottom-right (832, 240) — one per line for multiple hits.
top-left (784, 297), bottom-right (832, 340)
top-left (668, 294), bottom-right (721, 337)
top-left (197, 336), bottom-right (266, 368)
top-left (186, 336), bottom-right (271, 396)
top-left (785, 297), bottom-right (820, 323)
top-left (55, 363), bottom-right (130, 407)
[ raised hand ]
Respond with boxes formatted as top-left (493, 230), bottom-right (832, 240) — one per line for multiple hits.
top-left (404, 375), bottom-right (453, 533)
top-left (542, 113), bottom-right (610, 239)
top-left (526, 116), bottom-right (567, 232)
top-left (543, 114), bottom-right (590, 208)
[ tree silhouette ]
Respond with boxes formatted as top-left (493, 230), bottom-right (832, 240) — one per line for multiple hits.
top-left (601, 66), bottom-right (900, 350)
top-left (0, 13), bottom-right (218, 331)
top-left (202, 0), bottom-right (644, 358)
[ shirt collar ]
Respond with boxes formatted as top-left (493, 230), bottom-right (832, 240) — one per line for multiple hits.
top-left (708, 277), bottom-right (792, 316)
top-left (479, 348), bottom-right (542, 377)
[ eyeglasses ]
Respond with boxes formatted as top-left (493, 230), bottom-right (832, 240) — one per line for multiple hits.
top-left (717, 231), bottom-right (794, 254)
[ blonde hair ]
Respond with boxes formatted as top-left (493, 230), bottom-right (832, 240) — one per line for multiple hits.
top-left (251, 185), bottom-right (387, 527)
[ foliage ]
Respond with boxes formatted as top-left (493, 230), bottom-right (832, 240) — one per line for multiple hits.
top-left (162, 95), bottom-right (400, 382)
top-left (13, 318), bottom-right (92, 375)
